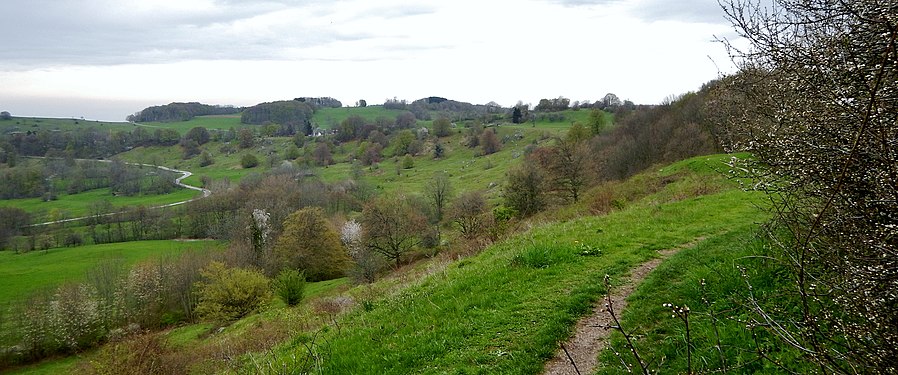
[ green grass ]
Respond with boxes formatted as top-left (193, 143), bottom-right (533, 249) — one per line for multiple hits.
top-left (265, 155), bottom-right (768, 373)
top-left (0, 240), bottom-right (222, 303)
top-left (0, 187), bottom-right (200, 224)
top-left (0, 117), bottom-right (133, 133)
top-left (594, 228), bottom-right (809, 374)
top-left (317, 125), bottom-right (559, 200)
top-left (138, 115), bottom-right (243, 134)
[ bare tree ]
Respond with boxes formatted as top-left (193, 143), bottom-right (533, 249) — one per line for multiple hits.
top-left (424, 171), bottom-right (453, 223)
top-left (449, 191), bottom-right (488, 239)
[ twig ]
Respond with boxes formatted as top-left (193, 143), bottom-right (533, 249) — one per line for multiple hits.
top-left (560, 343), bottom-right (582, 375)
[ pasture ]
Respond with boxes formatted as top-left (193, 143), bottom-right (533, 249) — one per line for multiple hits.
top-left (0, 240), bottom-right (223, 303)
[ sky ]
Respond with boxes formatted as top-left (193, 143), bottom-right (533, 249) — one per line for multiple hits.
top-left (0, 0), bottom-right (743, 121)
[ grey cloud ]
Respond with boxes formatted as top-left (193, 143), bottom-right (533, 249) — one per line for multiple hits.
top-left (0, 0), bottom-right (384, 68)
top-left (633, 0), bottom-right (729, 24)
top-left (546, 0), bottom-right (621, 6)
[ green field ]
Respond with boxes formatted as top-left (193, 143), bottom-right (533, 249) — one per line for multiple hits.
top-left (0, 117), bottom-right (134, 133)
top-left (0, 240), bottom-right (223, 303)
top-left (0, 187), bottom-right (200, 224)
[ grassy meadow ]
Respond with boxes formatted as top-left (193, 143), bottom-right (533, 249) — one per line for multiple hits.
top-left (0, 187), bottom-right (200, 224)
top-left (0, 117), bottom-right (134, 133)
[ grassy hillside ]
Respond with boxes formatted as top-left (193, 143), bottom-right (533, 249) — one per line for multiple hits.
top-left (0, 240), bottom-right (222, 303)
top-left (138, 115), bottom-right (243, 134)
top-left (256, 154), bottom-right (769, 373)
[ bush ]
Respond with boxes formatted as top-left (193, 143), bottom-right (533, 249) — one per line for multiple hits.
top-left (272, 269), bottom-right (306, 307)
top-left (194, 262), bottom-right (271, 322)
top-left (402, 154), bottom-right (414, 169)
top-left (240, 154), bottom-right (259, 168)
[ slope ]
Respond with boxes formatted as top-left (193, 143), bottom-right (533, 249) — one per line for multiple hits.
top-left (262, 154), bottom-right (768, 373)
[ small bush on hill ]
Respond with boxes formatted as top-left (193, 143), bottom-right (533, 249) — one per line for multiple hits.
top-left (194, 262), bottom-right (271, 323)
top-left (240, 154), bottom-right (259, 168)
top-left (272, 269), bottom-right (306, 307)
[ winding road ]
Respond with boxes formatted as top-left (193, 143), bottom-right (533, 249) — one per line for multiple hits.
top-left (27, 158), bottom-right (211, 227)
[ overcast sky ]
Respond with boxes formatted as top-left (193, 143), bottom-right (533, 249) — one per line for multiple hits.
top-left (0, 0), bottom-right (741, 121)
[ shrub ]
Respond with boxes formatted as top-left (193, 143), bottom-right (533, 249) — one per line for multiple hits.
top-left (272, 269), bottom-right (306, 307)
top-left (240, 154), bottom-right (259, 168)
top-left (401, 154), bottom-right (414, 169)
top-left (194, 262), bottom-right (271, 322)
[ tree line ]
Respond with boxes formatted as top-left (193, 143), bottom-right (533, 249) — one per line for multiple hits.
top-left (126, 102), bottom-right (241, 123)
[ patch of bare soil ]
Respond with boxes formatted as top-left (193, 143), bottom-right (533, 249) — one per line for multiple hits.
top-left (542, 241), bottom-right (702, 375)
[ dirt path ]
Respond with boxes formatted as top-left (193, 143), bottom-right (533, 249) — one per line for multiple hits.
top-left (542, 241), bottom-right (701, 375)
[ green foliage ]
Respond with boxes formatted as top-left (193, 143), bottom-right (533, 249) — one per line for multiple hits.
top-left (566, 122), bottom-right (590, 143)
top-left (240, 153), bottom-right (259, 168)
top-left (194, 262), bottom-right (271, 322)
top-left (391, 130), bottom-right (415, 156)
top-left (401, 154), bottom-right (414, 169)
top-left (272, 269), bottom-right (306, 307)
top-left (587, 108), bottom-right (608, 135)
top-left (274, 207), bottom-right (350, 281)
top-left (241, 101), bottom-right (313, 128)
top-left (432, 117), bottom-right (452, 137)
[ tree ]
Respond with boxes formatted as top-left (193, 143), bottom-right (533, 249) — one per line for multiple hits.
top-left (392, 130), bottom-right (415, 156)
top-left (194, 262), bottom-right (271, 322)
top-left (566, 122), bottom-right (590, 144)
top-left (601, 93), bottom-right (621, 109)
top-left (512, 106), bottom-right (523, 124)
top-left (424, 171), bottom-right (453, 223)
top-left (274, 207), bottom-right (350, 281)
top-left (504, 162), bottom-right (546, 217)
top-left (532, 139), bottom-right (587, 202)
top-left (395, 112), bottom-right (417, 129)
top-left (480, 129), bottom-right (500, 155)
top-left (0, 206), bottom-right (29, 249)
top-left (337, 115), bottom-right (365, 143)
top-left (185, 126), bottom-right (210, 145)
top-left (432, 117), bottom-right (452, 137)
top-left (587, 109), bottom-right (608, 135)
top-left (238, 128), bottom-right (254, 149)
top-left (313, 142), bottom-right (333, 166)
top-left (717, 1), bottom-right (898, 372)
top-left (361, 195), bottom-right (427, 268)
top-left (449, 191), bottom-right (487, 239)
top-left (0, 111), bottom-right (11, 120)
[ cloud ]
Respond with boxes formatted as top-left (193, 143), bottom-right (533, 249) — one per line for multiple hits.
top-left (632, 0), bottom-right (729, 25)
top-left (0, 0), bottom-right (423, 68)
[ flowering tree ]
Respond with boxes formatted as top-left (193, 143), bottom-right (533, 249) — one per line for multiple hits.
top-left (718, 1), bottom-right (898, 372)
